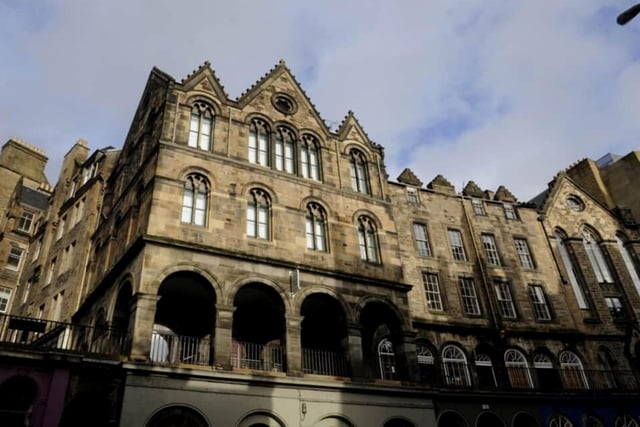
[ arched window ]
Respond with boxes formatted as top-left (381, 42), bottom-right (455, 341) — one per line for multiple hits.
top-left (378, 338), bottom-right (396, 380)
top-left (559, 351), bottom-right (588, 390)
top-left (616, 233), bottom-right (640, 296)
top-left (504, 349), bottom-right (533, 388)
top-left (597, 348), bottom-right (617, 389)
top-left (357, 216), bottom-right (379, 263)
top-left (181, 174), bottom-right (208, 226)
top-left (548, 414), bottom-right (572, 427)
top-left (300, 135), bottom-right (320, 180)
top-left (349, 149), bottom-right (370, 194)
top-left (534, 353), bottom-right (561, 391)
top-left (615, 415), bottom-right (639, 427)
top-left (554, 230), bottom-right (589, 309)
top-left (416, 342), bottom-right (436, 384)
top-left (475, 353), bottom-right (497, 388)
top-left (274, 127), bottom-right (295, 174)
top-left (582, 228), bottom-right (614, 284)
top-left (247, 189), bottom-right (270, 240)
top-left (305, 203), bottom-right (327, 251)
top-left (249, 119), bottom-right (270, 166)
top-left (188, 103), bottom-right (214, 151)
top-left (442, 345), bottom-right (471, 387)
top-left (146, 405), bottom-right (209, 427)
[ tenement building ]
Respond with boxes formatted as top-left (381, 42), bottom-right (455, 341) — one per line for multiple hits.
top-left (0, 61), bottom-right (639, 427)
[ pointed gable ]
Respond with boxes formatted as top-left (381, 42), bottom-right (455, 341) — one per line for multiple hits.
top-left (397, 168), bottom-right (423, 187)
top-left (494, 185), bottom-right (517, 203)
top-left (427, 174), bottom-right (455, 195)
top-left (336, 111), bottom-right (377, 148)
top-left (180, 61), bottom-right (230, 102)
top-left (236, 60), bottom-right (331, 136)
top-left (462, 181), bottom-right (485, 198)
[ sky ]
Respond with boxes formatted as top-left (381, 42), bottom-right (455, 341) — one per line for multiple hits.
top-left (1, 1), bottom-right (639, 201)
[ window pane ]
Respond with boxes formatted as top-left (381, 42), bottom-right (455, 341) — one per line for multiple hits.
top-left (248, 132), bottom-right (257, 163)
top-left (309, 149), bottom-right (319, 180)
top-left (247, 204), bottom-right (256, 236)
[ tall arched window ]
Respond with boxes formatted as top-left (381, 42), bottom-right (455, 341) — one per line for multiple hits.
top-left (504, 349), bottom-right (533, 388)
top-left (416, 343), bottom-right (436, 384)
top-left (188, 103), bottom-right (214, 151)
top-left (549, 415), bottom-right (573, 427)
top-left (616, 233), bottom-right (640, 296)
top-left (248, 119), bottom-right (270, 166)
top-left (300, 135), bottom-right (320, 180)
top-left (357, 216), bottom-right (379, 263)
top-left (378, 338), bottom-right (396, 380)
top-left (582, 228), bottom-right (614, 284)
top-left (555, 230), bottom-right (589, 309)
top-left (597, 348), bottom-right (617, 389)
top-left (305, 203), bottom-right (327, 251)
top-left (181, 174), bottom-right (208, 226)
top-left (247, 189), bottom-right (270, 240)
top-left (615, 415), bottom-right (639, 427)
top-left (559, 351), bottom-right (588, 390)
top-left (442, 345), bottom-right (471, 387)
top-left (349, 149), bottom-right (370, 194)
top-left (274, 127), bottom-right (295, 174)
top-left (475, 353), bottom-right (497, 388)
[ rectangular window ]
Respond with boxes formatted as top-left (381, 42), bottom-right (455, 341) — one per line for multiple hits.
top-left (56, 215), bottom-right (66, 240)
top-left (63, 242), bottom-right (76, 272)
top-left (481, 234), bottom-right (501, 266)
top-left (407, 187), bottom-right (419, 203)
top-left (33, 236), bottom-right (42, 260)
top-left (17, 211), bottom-right (34, 232)
top-left (52, 291), bottom-right (64, 322)
top-left (0, 288), bottom-right (11, 313)
top-left (503, 203), bottom-right (518, 220)
top-left (448, 229), bottom-right (467, 261)
top-left (459, 277), bottom-right (481, 316)
top-left (494, 280), bottom-right (517, 319)
top-left (413, 223), bottom-right (432, 257)
top-left (472, 199), bottom-right (486, 215)
top-left (74, 198), bottom-right (85, 225)
top-left (528, 285), bottom-right (552, 321)
top-left (22, 280), bottom-right (31, 304)
top-left (6, 247), bottom-right (24, 270)
top-left (605, 297), bottom-right (625, 320)
top-left (423, 273), bottom-right (443, 311)
top-left (514, 238), bottom-right (535, 269)
top-left (46, 258), bottom-right (56, 286)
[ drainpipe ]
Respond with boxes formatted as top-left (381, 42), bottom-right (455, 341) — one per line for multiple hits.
top-left (227, 107), bottom-right (232, 157)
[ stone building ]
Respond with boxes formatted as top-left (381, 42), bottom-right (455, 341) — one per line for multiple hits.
top-left (0, 61), bottom-right (640, 427)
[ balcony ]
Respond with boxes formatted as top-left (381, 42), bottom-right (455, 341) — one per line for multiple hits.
top-left (0, 313), bottom-right (127, 356)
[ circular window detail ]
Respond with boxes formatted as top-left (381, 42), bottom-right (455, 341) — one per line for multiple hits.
top-left (272, 93), bottom-right (297, 115)
top-left (566, 195), bottom-right (585, 211)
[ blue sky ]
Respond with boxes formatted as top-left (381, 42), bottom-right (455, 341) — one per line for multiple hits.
top-left (1, 0), bottom-right (639, 199)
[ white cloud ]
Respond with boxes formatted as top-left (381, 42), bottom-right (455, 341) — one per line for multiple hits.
top-left (0, 0), bottom-right (638, 199)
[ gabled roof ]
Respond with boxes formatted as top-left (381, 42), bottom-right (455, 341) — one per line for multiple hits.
top-left (335, 111), bottom-right (382, 152)
top-left (397, 168), bottom-right (423, 187)
top-left (180, 61), bottom-right (230, 102)
top-left (462, 181), bottom-right (484, 198)
top-left (236, 59), bottom-right (331, 136)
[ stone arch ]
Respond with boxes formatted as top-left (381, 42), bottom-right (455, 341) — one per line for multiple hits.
top-left (149, 264), bottom-right (222, 301)
top-left (440, 342), bottom-right (472, 387)
top-left (342, 142), bottom-right (371, 159)
top-left (300, 292), bottom-right (349, 376)
top-left (299, 129), bottom-right (327, 148)
top-left (383, 417), bottom-right (416, 427)
top-left (0, 375), bottom-right (38, 427)
top-left (185, 94), bottom-right (222, 116)
top-left (476, 411), bottom-right (505, 427)
top-left (146, 404), bottom-right (209, 427)
top-left (437, 410), bottom-right (468, 427)
top-left (532, 348), bottom-right (562, 391)
top-left (313, 414), bottom-right (355, 427)
top-left (225, 276), bottom-right (292, 313)
top-left (272, 120), bottom-right (300, 139)
top-left (237, 410), bottom-right (286, 427)
top-left (350, 209), bottom-right (383, 229)
top-left (292, 286), bottom-right (352, 323)
top-left (240, 182), bottom-right (279, 205)
top-left (245, 112), bottom-right (274, 128)
top-left (415, 338), bottom-right (438, 385)
top-left (299, 196), bottom-right (332, 218)
top-left (512, 411), bottom-right (539, 427)
top-left (176, 166), bottom-right (214, 184)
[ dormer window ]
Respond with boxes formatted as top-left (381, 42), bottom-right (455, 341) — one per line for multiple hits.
top-left (406, 187), bottom-right (419, 203)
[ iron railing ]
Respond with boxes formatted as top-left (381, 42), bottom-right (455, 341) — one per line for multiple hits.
top-left (231, 340), bottom-right (285, 372)
top-left (302, 348), bottom-right (349, 377)
top-left (0, 313), bottom-right (127, 356)
top-left (150, 330), bottom-right (211, 366)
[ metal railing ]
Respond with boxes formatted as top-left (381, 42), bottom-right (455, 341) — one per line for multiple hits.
top-left (150, 330), bottom-right (211, 366)
top-left (302, 348), bottom-right (349, 377)
top-left (0, 313), bottom-right (127, 356)
top-left (231, 340), bottom-right (285, 372)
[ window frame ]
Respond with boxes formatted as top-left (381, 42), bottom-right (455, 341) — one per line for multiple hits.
top-left (471, 199), bottom-right (486, 216)
top-left (406, 187), bottom-right (419, 203)
top-left (17, 211), bottom-right (34, 233)
top-left (605, 296), bottom-right (625, 321)
top-left (305, 202), bottom-right (327, 251)
top-left (448, 229), bottom-right (467, 262)
top-left (528, 284), bottom-right (552, 321)
top-left (274, 126), bottom-right (296, 174)
top-left (247, 189), bottom-right (271, 240)
top-left (582, 229), bottom-right (614, 284)
top-left (300, 134), bottom-right (320, 181)
top-left (349, 149), bottom-right (370, 194)
top-left (357, 215), bottom-right (380, 263)
top-left (181, 174), bottom-right (208, 227)
top-left (503, 203), bottom-right (518, 220)
top-left (248, 119), bottom-right (270, 167)
top-left (459, 277), bottom-right (481, 316)
top-left (413, 223), bottom-right (432, 257)
top-left (481, 234), bottom-right (502, 266)
top-left (504, 349), bottom-right (533, 389)
top-left (188, 103), bottom-right (214, 151)
top-left (0, 287), bottom-right (11, 313)
top-left (494, 280), bottom-right (517, 319)
top-left (441, 345), bottom-right (471, 387)
top-left (6, 246), bottom-right (24, 270)
top-left (514, 237), bottom-right (536, 269)
top-left (422, 272), bottom-right (444, 312)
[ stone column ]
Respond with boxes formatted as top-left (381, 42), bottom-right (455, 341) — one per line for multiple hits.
top-left (285, 314), bottom-right (302, 376)
top-left (346, 324), bottom-right (365, 379)
top-left (128, 293), bottom-right (159, 361)
top-left (396, 331), bottom-right (419, 382)
top-left (214, 304), bottom-right (234, 370)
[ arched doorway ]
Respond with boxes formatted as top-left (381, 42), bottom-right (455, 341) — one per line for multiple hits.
top-left (301, 293), bottom-right (348, 376)
top-left (152, 272), bottom-right (216, 365)
top-left (360, 301), bottom-right (404, 380)
top-left (112, 281), bottom-right (133, 352)
top-left (477, 412), bottom-right (504, 427)
top-left (0, 375), bottom-right (38, 427)
top-left (232, 283), bottom-right (286, 372)
top-left (513, 412), bottom-right (539, 427)
top-left (146, 405), bottom-right (208, 427)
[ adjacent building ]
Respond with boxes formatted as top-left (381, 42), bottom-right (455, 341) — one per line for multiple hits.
top-left (1, 61), bottom-right (639, 427)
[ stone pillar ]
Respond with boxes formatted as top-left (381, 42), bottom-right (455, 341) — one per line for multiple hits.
top-left (285, 314), bottom-right (302, 376)
top-left (214, 304), bottom-right (234, 370)
top-left (128, 293), bottom-right (159, 361)
top-left (397, 331), bottom-right (419, 382)
top-left (346, 324), bottom-right (365, 379)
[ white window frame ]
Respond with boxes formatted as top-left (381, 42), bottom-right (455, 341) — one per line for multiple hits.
top-left (413, 223), bottom-right (431, 257)
top-left (358, 216), bottom-right (379, 263)
top-left (0, 287), bottom-right (11, 313)
top-left (248, 119), bottom-right (269, 166)
top-left (377, 338), bottom-right (396, 380)
top-left (494, 280), bottom-right (517, 319)
top-left (582, 229), bottom-right (614, 283)
top-left (472, 199), bottom-right (486, 215)
top-left (349, 150), bottom-right (370, 194)
top-left (481, 234), bottom-right (501, 266)
top-left (181, 175), bottom-right (208, 227)
top-left (505, 349), bottom-right (533, 388)
top-left (559, 351), bottom-right (588, 390)
top-left (188, 103), bottom-right (213, 151)
top-left (503, 203), bottom-right (518, 220)
top-left (17, 211), bottom-right (34, 233)
top-left (442, 345), bottom-right (471, 387)
top-left (514, 238), bottom-right (535, 269)
top-left (6, 246), bottom-right (24, 270)
top-left (448, 229), bottom-right (467, 261)
top-left (459, 277), bottom-right (481, 315)
top-left (247, 189), bottom-right (270, 240)
top-left (422, 272), bottom-right (443, 311)
top-left (305, 203), bottom-right (327, 251)
top-left (529, 285), bottom-right (552, 321)
top-left (300, 135), bottom-right (320, 180)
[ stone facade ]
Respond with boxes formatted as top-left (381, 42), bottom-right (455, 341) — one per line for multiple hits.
top-left (2, 61), bottom-right (640, 426)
